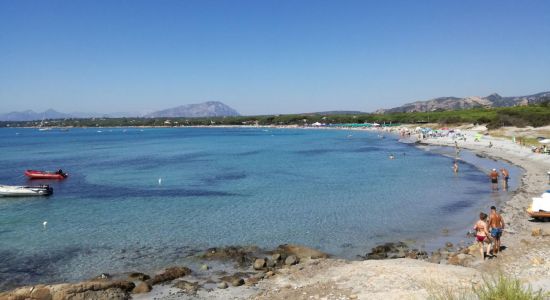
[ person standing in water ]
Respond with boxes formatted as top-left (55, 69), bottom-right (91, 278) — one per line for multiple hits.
top-left (489, 168), bottom-right (499, 191)
top-left (488, 206), bottom-right (505, 255)
top-left (453, 161), bottom-right (459, 173)
top-left (500, 168), bottom-right (510, 190)
top-left (473, 212), bottom-right (492, 260)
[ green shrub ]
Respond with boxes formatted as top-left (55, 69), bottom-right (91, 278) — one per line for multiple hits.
top-left (473, 275), bottom-right (547, 300)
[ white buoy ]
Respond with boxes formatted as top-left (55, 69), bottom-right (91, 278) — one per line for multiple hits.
top-left (43, 221), bottom-right (47, 229)
top-left (158, 178), bottom-right (162, 185)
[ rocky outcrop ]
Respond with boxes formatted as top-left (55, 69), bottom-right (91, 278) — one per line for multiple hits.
top-left (275, 244), bottom-right (329, 260)
top-left (146, 266), bottom-right (192, 285)
top-left (0, 280), bottom-right (135, 300)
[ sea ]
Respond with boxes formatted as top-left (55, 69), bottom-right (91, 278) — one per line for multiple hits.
top-left (0, 127), bottom-right (521, 290)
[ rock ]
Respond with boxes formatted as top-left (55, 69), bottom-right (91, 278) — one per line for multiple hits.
top-left (30, 285), bottom-right (51, 300)
top-left (429, 252), bottom-right (442, 264)
top-left (217, 282), bottom-right (228, 289)
top-left (253, 258), bottom-right (266, 270)
top-left (445, 242), bottom-right (453, 248)
top-left (0, 280), bottom-right (135, 300)
top-left (172, 280), bottom-right (201, 295)
top-left (201, 246), bottom-right (259, 267)
top-left (364, 242), bottom-right (409, 260)
top-left (276, 244), bottom-right (329, 259)
top-left (245, 276), bottom-right (260, 286)
top-left (231, 278), bottom-right (245, 287)
top-left (132, 281), bottom-right (152, 294)
top-left (265, 271), bottom-right (275, 277)
top-left (531, 257), bottom-right (545, 265)
top-left (532, 227), bottom-right (543, 237)
top-left (285, 255), bottom-right (299, 265)
top-left (200, 264), bottom-right (209, 270)
top-left (93, 273), bottom-right (112, 281)
top-left (272, 253), bottom-right (281, 261)
top-left (147, 266), bottom-right (192, 285)
top-left (350, 295), bottom-right (358, 299)
top-left (128, 272), bottom-right (150, 281)
top-left (266, 259), bottom-right (276, 268)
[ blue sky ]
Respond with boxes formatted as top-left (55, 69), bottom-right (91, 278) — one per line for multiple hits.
top-left (1, 0), bottom-right (549, 115)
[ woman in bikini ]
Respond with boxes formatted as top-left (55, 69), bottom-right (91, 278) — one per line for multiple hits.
top-left (473, 212), bottom-right (492, 260)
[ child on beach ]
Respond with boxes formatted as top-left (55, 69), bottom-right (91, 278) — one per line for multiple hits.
top-left (473, 212), bottom-right (492, 260)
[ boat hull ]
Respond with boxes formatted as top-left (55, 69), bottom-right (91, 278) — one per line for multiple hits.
top-left (0, 185), bottom-right (53, 197)
top-left (25, 170), bottom-right (67, 180)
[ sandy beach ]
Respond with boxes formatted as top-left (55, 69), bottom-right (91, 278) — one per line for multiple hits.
top-left (2, 125), bottom-right (550, 300)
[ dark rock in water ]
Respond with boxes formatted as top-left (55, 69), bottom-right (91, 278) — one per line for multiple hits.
top-left (201, 246), bottom-right (259, 267)
top-left (173, 280), bottom-right (201, 295)
top-left (364, 242), bottom-right (410, 260)
top-left (147, 266), bottom-right (192, 285)
top-left (253, 258), bottom-right (266, 270)
top-left (132, 281), bottom-right (152, 294)
top-left (275, 244), bottom-right (329, 260)
top-left (445, 242), bottom-right (454, 248)
top-left (285, 255), bottom-right (299, 265)
top-left (128, 272), bottom-right (150, 281)
top-left (405, 249), bottom-right (429, 260)
top-left (217, 282), bottom-right (228, 289)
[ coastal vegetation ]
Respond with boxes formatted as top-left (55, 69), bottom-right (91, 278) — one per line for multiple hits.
top-left (1, 102), bottom-right (550, 129)
top-left (430, 275), bottom-right (548, 300)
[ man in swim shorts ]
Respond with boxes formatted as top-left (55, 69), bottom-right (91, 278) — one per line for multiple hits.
top-left (489, 169), bottom-right (499, 191)
top-left (488, 206), bottom-right (505, 255)
top-left (500, 168), bottom-right (510, 190)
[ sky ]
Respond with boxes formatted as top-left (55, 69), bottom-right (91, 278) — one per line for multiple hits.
top-left (1, 0), bottom-right (549, 115)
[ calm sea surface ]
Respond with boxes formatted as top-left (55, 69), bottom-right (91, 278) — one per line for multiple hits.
top-left (0, 127), bottom-right (520, 290)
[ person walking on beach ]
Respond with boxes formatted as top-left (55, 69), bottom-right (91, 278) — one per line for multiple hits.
top-left (500, 168), bottom-right (510, 190)
top-left (489, 169), bottom-right (499, 191)
top-left (488, 206), bottom-right (505, 255)
top-left (453, 161), bottom-right (459, 173)
top-left (473, 212), bottom-right (492, 260)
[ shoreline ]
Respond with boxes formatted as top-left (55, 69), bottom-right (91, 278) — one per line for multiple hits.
top-left (2, 125), bottom-right (550, 299)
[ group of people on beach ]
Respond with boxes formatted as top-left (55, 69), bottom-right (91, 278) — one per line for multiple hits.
top-left (473, 206), bottom-right (505, 260)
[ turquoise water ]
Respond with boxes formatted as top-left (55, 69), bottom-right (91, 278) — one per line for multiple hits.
top-left (0, 127), bottom-right (519, 290)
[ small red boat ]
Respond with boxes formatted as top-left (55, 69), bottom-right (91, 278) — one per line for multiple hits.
top-left (25, 169), bottom-right (68, 180)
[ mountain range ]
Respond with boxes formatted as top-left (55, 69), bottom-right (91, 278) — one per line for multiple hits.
top-left (376, 91), bottom-right (550, 114)
top-left (0, 101), bottom-right (240, 121)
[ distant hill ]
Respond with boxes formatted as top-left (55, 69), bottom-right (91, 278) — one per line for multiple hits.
top-left (376, 91), bottom-right (550, 114)
top-left (0, 109), bottom-right (71, 121)
top-left (144, 101), bottom-right (240, 118)
top-left (0, 109), bottom-right (143, 121)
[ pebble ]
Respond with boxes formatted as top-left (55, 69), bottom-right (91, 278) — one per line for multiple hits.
top-left (217, 282), bottom-right (228, 289)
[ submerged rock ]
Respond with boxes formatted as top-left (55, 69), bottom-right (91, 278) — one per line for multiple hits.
top-left (128, 272), bottom-right (150, 281)
top-left (147, 266), bottom-right (192, 285)
top-left (364, 242), bottom-right (409, 260)
top-left (201, 246), bottom-right (259, 267)
top-left (275, 244), bottom-right (329, 260)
